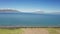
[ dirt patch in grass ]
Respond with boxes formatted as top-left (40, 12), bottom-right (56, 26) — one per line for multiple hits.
top-left (22, 28), bottom-right (49, 34)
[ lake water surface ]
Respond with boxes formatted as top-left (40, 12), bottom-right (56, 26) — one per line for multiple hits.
top-left (0, 13), bottom-right (60, 27)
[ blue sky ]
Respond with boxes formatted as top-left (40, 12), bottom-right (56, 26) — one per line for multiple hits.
top-left (0, 0), bottom-right (60, 13)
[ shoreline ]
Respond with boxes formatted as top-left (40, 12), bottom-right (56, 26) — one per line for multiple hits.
top-left (0, 26), bottom-right (60, 28)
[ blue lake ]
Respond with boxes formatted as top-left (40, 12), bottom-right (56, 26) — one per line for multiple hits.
top-left (0, 13), bottom-right (60, 27)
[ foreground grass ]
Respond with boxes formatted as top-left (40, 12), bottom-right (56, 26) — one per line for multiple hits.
top-left (0, 28), bottom-right (60, 34)
top-left (47, 28), bottom-right (60, 34)
top-left (53, 28), bottom-right (60, 30)
top-left (0, 28), bottom-right (23, 34)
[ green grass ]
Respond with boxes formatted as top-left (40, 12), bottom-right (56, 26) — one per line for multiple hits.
top-left (47, 28), bottom-right (59, 34)
top-left (53, 28), bottom-right (60, 30)
top-left (0, 28), bottom-right (60, 34)
top-left (0, 28), bottom-right (23, 34)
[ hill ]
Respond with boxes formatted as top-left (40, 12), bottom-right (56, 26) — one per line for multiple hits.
top-left (0, 9), bottom-right (20, 13)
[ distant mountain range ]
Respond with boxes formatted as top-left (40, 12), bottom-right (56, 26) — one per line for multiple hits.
top-left (0, 9), bottom-right (60, 15)
top-left (52, 12), bottom-right (60, 14)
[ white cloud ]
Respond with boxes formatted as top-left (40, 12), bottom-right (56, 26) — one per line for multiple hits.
top-left (17, 9), bottom-right (42, 13)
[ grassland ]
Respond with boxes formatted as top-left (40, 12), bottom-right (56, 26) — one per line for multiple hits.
top-left (0, 28), bottom-right (60, 34)
top-left (47, 28), bottom-right (60, 34)
top-left (0, 28), bottom-right (23, 34)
